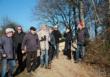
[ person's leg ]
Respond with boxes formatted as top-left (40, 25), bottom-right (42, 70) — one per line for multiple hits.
top-left (18, 51), bottom-right (23, 68)
top-left (67, 49), bottom-right (71, 60)
top-left (75, 45), bottom-right (80, 62)
top-left (26, 52), bottom-right (32, 73)
top-left (1, 59), bottom-right (7, 77)
top-left (56, 44), bottom-right (59, 58)
top-left (8, 59), bottom-right (16, 77)
top-left (31, 52), bottom-right (37, 71)
top-left (40, 50), bottom-right (45, 66)
top-left (45, 50), bottom-right (49, 68)
top-left (81, 46), bottom-right (85, 59)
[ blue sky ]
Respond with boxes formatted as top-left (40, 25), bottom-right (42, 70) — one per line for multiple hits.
top-left (0, 0), bottom-right (39, 31)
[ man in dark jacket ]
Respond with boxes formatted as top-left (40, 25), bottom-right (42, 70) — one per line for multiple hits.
top-left (0, 28), bottom-right (16, 77)
top-left (64, 27), bottom-right (73, 60)
top-left (22, 26), bottom-right (40, 73)
top-left (52, 25), bottom-right (61, 58)
top-left (14, 26), bottom-right (25, 71)
top-left (75, 24), bottom-right (89, 63)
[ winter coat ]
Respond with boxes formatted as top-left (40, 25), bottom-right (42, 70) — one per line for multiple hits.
top-left (13, 32), bottom-right (25, 49)
top-left (77, 27), bottom-right (89, 46)
top-left (52, 30), bottom-right (61, 44)
top-left (22, 32), bottom-right (40, 52)
top-left (64, 31), bottom-right (73, 50)
top-left (0, 36), bottom-right (15, 59)
top-left (38, 30), bottom-right (50, 51)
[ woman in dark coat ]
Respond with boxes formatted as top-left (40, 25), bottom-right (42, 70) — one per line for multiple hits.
top-left (64, 27), bottom-right (73, 60)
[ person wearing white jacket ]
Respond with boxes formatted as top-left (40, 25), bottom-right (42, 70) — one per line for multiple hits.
top-left (38, 25), bottom-right (50, 69)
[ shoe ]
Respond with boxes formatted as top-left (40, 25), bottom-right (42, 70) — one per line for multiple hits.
top-left (74, 60), bottom-right (79, 63)
top-left (48, 64), bottom-right (51, 69)
top-left (40, 64), bottom-right (44, 68)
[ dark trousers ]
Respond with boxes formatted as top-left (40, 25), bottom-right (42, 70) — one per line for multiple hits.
top-left (26, 51), bottom-right (37, 72)
top-left (67, 49), bottom-right (71, 59)
top-left (48, 46), bottom-right (55, 64)
top-left (16, 44), bottom-right (23, 68)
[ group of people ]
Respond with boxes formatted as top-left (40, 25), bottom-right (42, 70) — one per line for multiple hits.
top-left (63, 23), bottom-right (89, 63)
top-left (0, 23), bottom-right (89, 77)
top-left (0, 24), bottom-right (61, 77)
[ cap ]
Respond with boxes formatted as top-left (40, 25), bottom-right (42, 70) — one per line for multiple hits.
top-left (30, 26), bottom-right (36, 31)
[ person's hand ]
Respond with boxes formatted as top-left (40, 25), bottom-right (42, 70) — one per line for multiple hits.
top-left (22, 50), bottom-right (26, 54)
top-left (59, 38), bottom-right (62, 41)
top-left (37, 49), bottom-right (41, 56)
top-left (2, 53), bottom-right (7, 58)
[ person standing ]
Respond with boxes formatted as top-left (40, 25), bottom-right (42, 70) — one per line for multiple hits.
top-left (0, 28), bottom-right (16, 77)
top-left (75, 23), bottom-right (89, 63)
top-left (14, 26), bottom-right (25, 71)
top-left (48, 27), bottom-right (56, 69)
top-left (22, 27), bottom-right (40, 73)
top-left (52, 25), bottom-right (61, 58)
top-left (38, 25), bottom-right (50, 69)
top-left (64, 27), bottom-right (73, 60)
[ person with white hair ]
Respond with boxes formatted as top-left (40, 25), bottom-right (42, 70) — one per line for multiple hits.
top-left (0, 28), bottom-right (16, 77)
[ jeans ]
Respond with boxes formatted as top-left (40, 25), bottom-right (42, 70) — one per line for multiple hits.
top-left (40, 50), bottom-right (48, 67)
top-left (1, 59), bottom-right (16, 77)
top-left (55, 44), bottom-right (59, 58)
top-left (76, 45), bottom-right (85, 60)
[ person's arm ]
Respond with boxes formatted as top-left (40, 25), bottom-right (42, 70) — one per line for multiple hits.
top-left (0, 37), bottom-right (4, 54)
top-left (21, 35), bottom-right (27, 53)
top-left (36, 34), bottom-right (41, 49)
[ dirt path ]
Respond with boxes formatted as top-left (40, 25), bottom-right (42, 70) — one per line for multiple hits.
top-left (16, 43), bottom-right (102, 77)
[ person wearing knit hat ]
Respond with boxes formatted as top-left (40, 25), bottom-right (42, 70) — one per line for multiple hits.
top-left (1, 28), bottom-right (16, 77)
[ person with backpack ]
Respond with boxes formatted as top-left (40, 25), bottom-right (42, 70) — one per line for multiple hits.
top-left (0, 28), bottom-right (16, 77)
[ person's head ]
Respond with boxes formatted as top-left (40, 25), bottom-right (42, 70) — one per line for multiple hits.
top-left (41, 24), bottom-right (48, 31)
top-left (16, 26), bottom-right (23, 33)
top-left (66, 27), bottom-right (71, 33)
top-left (49, 27), bottom-right (54, 33)
top-left (78, 20), bottom-right (85, 30)
top-left (54, 25), bottom-right (58, 30)
top-left (5, 28), bottom-right (15, 37)
top-left (30, 26), bottom-right (36, 35)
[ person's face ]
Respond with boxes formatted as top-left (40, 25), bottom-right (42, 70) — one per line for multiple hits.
top-left (6, 32), bottom-right (13, 37)
top-left (66, 28), bottom-right (70, 33)
top-left (30, 30), bottom-right (36, 34)
top-left (17, 27), bottom-right (22, 33)
top-left (78, 25), bottom-right (83, 30)
top-left (49, 28), bottom-right (53, 33)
